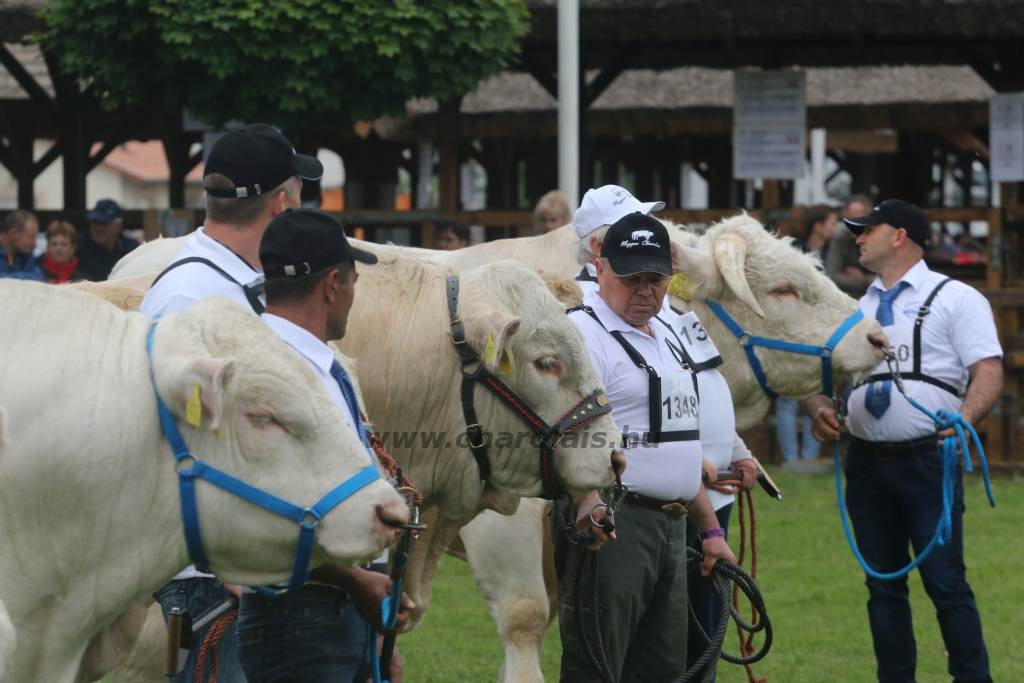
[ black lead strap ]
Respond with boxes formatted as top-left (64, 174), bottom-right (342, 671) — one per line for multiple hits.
top-left (152, 256), bottom-right (266, 315)
top-left (858, 277), bottom-right (960, 396)
top-left (448, 279), bottom-right (613, 500)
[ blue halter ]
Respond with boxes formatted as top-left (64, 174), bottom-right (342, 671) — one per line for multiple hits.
top-left (146, 324), bottom-right (382, 593)
top-left (704, 300), bottom-right (864, 398)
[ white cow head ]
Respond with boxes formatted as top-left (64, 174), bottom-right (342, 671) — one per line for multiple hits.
top-left (666, 215), bottom-right (885, 410)
top-left (152, 299), bottom-right (408, 586)
top-left (453, 261), bottom-right (624, 502)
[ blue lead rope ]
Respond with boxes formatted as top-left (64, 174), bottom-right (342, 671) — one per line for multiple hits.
top-left (834, 392), bottom-right (996, 581)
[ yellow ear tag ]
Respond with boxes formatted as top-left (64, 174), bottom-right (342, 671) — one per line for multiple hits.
top-left (498, 352), bottom-right (514, 376)
top-left (186, 383), bottom-right (202, 429)
top-left (484, 330), bottom-right (498, 367)
top-left (669, 273), bottom-right (695, 301)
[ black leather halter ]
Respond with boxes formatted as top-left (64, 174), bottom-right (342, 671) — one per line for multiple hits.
top-left (446, 276), bottom-right (613, 499)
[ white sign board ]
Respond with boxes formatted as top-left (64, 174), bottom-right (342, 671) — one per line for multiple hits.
top-left (989, 93), bottom-right (1024, 182)
top-left (733, 70), bottom-right (806, 180)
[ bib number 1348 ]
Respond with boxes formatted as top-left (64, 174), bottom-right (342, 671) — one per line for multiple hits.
top-left (663, 394), bottom-right (698, 420)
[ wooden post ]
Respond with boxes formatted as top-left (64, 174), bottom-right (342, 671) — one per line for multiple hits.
top-left (437, 97), bottom-right (461, 212)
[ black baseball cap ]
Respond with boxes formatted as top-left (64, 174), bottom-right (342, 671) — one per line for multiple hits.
top-left (86, 198), bottom-right (122, 223)
top-left (843, 199), bottom-right (931, 249)
top-left (600, 212), bottom-right (673, 277)
top-left (204, 124), bottom-right (323, 199)
top-left (260, 209), bottom-right (377, 279)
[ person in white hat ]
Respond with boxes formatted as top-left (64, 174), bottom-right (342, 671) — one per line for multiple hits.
top-left (572, 185), bottom-right (665, 297)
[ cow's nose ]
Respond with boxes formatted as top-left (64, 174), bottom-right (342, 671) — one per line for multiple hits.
top-left (376, 500), bottom-right (410, 530)
top-left (867, 331), bottom-right (889, 359)
top-left (610, 449), bottom-right (626, 477)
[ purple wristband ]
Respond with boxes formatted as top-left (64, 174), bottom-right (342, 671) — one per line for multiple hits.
top-left (698, 527), bottom-right (726, 542)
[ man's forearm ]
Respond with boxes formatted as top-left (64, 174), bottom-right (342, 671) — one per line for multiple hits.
top-left (688, 487), bottom-right (721, 532)
top-left (961, 358), bottom-right (1004, 424)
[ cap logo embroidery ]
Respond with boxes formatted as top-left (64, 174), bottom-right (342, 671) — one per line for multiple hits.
top-left (631, 229), bottom-right (655, 241)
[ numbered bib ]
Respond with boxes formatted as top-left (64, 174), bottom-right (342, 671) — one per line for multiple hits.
top-left (669, 311), bottom-right (722, 371)
top-left (659, 371), bottom-right (700, 442)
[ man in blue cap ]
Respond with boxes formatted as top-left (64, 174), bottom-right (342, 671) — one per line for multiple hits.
top-left (77, 198), bottom-right (139, 280)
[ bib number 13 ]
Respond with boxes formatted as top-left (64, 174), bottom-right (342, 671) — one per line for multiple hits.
top-left (663, 394), bottom-right (698, 420)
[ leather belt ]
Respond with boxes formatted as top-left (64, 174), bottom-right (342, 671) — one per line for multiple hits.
top-left (623, 492), bottom-right (688, 518)
top-left (850, 434), bottom-right (939, 457)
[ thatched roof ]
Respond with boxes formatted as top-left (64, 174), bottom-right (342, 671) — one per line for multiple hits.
top-left (386, 65), bottom-right (993, 141)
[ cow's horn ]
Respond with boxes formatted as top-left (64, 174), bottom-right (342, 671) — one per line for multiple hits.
top-left (713, 232), bottom-right (765, 317)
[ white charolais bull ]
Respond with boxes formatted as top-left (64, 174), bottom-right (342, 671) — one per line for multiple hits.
top-left (0, 282), bottom-right (407, 683)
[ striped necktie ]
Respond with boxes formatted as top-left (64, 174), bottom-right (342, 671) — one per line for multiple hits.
top-left (329, 360), bottom-right (370, 448)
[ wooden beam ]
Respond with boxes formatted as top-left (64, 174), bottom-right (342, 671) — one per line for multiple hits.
top-left (583, 46), bottom-right (640, 107)
top-left (516, 51), bottom-right (558, 99)
top-left (437, 97), bottom-right (461, 212)
top-left (86, 139), bottom-right (121, 173)
top-left (32, 141), bottom-right (61, 177)
top-left (0, 43), bottom-right (57, 117)
top-left (0, 140), bottom-right (12, 173)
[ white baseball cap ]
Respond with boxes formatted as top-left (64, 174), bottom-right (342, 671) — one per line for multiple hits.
top-left (573, 185), bottom-right (666, 239)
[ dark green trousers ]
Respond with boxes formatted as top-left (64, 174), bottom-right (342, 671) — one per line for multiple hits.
top-left (554, 498), bottom-right (689, 683)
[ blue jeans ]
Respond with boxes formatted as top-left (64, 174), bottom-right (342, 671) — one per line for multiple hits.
top-left (846, 439), bottom-right (991, 683)
top-left (776, 397), bottom-right (820, 461)
top-left (236, 584), bottom-right (370, 683)
top-left (686, 503), bottom-right (733, 682)
top-left (155, 577), bottom-right (247, 683)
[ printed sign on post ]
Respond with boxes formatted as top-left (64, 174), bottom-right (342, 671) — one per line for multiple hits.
top-left (990, 93), bottom-right (1024, 182)
top-left (733, 70), bottom-right (807, 180)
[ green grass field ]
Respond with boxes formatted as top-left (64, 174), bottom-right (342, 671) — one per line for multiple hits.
top-left (401, 467), bottom-right (1024, 682)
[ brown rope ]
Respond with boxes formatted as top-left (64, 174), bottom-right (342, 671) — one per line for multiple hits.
top-left (193, 607), bottom-right (238, 683)
top-left (365, 422), bottom-right (423, 508)
top-left (734, 488), bottom-right (768, 683)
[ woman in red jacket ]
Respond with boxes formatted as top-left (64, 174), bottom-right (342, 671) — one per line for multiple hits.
top-left (41, 220), bottom-right (85, 284)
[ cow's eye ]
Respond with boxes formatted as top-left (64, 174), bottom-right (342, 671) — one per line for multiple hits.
top-left (769, 284), bottom-right (798, 298)
top-left (247, 412), bottom-right (287, 432)
top-left (533, 356), bottom-right (562, 375)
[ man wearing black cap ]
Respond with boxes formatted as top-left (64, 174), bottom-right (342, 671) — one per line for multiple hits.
top-left (807, 199), bottom-right (1002, 683)
top-left (141, 123), bottom-right (323, 317)
top-left (142, 124), bottom-right (323, 683)
top-left (555, 212), bottom-right (736, 682)
top-left (235, 209), bottom-right (412, 683)
top-left (76, 198), bottom-right (139, 280)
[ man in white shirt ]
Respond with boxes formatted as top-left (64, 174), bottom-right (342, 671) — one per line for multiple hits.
top-left (144, 124), bottom-right (323, 683)
top-left (555, 213), bottom-right (737, 682)
top-left (573, 186), bottom-right (757, 679)
top-left (236, 209), bottom-right (412, 683)
top-left (807, 199), bottom-right (1002, 683)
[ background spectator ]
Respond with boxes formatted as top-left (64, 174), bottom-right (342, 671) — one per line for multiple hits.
top-left (825, 194), bottom-right (875, 296)
top-left (533, 189), bottom-right (571, 233)
top-left (435, 221), bottom-right (469, 250)
top-left (76, 198), bottom-right (139, 280)
top-left (41, 220), bottom-right (84, 284)
top-left (0, 210), bottom-right (44, 281)
top-left (795, 204), bottom-right (838, 261)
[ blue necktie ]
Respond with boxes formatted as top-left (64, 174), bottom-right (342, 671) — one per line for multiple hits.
top-left (330, 360), bottom-right (370, 449)
top-left (864, 281), bottom-right (910, 419)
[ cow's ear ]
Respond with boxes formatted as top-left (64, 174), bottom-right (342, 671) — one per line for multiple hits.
top-left (468, 308), bottom-right (520, 375)
top-left (670, 242), bottom-right (716, 297)
top-left (167, 358), bottom-right (235, 432)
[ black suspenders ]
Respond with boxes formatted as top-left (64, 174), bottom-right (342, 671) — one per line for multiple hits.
top-left (859, 277), bottom-right (960, 396)
top-left (151, 256), bottom-right (266, 315)
top-left (569, 305), bottom-right (699, 443)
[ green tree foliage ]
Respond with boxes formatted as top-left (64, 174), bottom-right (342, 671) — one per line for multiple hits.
top-left (40, 0), bottom-right (528, 128)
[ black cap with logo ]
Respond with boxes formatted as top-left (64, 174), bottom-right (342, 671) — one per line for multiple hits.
top-left (842, 199), bottom-right (931, 249)
top-left (260, 209), bottom-right (377, 279)
top-left (204, 124), bottom-right (324, 199)
top-left (600, 212), bottom-right (674, 277)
